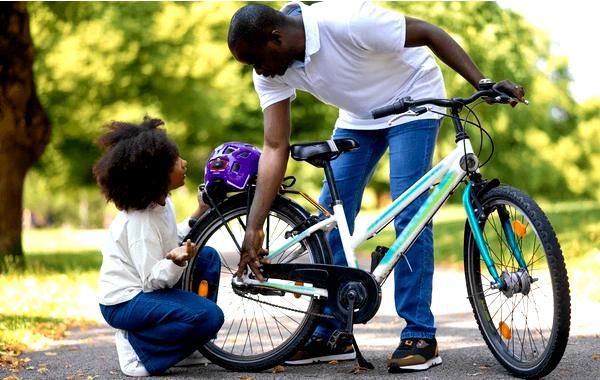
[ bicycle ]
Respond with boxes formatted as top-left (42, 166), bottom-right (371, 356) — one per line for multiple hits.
top-left (180, 86), bottom-right (571, 378)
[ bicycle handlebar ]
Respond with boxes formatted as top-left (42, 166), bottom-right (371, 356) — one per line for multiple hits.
top-left (371, 89), bottom-right (518, 119)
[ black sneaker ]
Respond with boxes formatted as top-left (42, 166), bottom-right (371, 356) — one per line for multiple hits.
top-left (285, 336), bottom-right (356, 365)
top-left (387, 338), bottom-right (442, 372)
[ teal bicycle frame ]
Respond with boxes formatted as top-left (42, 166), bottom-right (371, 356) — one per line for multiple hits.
top-left (240, 136), bottom-right (516, 297)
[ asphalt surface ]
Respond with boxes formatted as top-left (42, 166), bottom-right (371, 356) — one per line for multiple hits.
top-left (3, 269), bottom-right (599, 380)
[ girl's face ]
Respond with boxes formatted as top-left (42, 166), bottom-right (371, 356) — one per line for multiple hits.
top-left (169, 157), bottom-right (187, 190)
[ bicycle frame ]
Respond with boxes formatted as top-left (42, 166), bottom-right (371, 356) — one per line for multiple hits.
top-left (244, 90), bottom-right (536, 296)
top-left (257, 136), bottom-right (500, 294)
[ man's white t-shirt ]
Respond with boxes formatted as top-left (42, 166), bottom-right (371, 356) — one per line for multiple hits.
top-left (98, 198), bottom-right (191, 305)
top-left (253, 0), bottom-right (446, 130)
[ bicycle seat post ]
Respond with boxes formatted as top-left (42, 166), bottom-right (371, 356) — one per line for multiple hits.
top-left (322, 161), bottom-right (341, 206)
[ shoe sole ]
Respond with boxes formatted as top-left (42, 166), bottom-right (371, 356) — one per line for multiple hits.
top-left (285, 352), bottom-right (356, 366)
top-left (388, 356), bottom-right (442, 373)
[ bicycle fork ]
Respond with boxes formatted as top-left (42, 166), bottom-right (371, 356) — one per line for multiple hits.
top-left (462, 181), bottom-right (529, 291)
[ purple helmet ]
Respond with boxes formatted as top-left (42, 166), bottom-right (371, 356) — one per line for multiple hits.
top-left (204, 142), bottom-right (261, 192)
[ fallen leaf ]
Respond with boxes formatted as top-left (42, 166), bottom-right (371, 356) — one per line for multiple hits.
top-left (328, 360), bottom-right (339, 365)
top-left (592, 354), bottom-right (599, 361)
top-left (272, 365), bottom-right (286, 373)
top-left (37, 367), bottom-right (48, 374)
top-left (239, 376), bottom-right (252, 380)
top-left (86, 375), bottom-right (99, 380)
top-left (2, 375), bottom-right (22, 380)
top-left (44, 352), bottom-right (57, 356)
top-left (350, 365), bottom-right (369, 374)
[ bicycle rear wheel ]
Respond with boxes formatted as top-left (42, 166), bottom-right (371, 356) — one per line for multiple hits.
top-left (464, 185), bottom-right (570, 379)
top-left (180, 192), bottom-right (331, 372)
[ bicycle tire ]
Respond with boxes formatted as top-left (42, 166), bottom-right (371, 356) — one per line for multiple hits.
top-left (464, 185), bottom-right (570, 379)
top-left (180, 192), bottom-right (332, 372)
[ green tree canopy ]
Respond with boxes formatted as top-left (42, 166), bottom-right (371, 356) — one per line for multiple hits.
top-left (24, 1), bottom-right (599, 227)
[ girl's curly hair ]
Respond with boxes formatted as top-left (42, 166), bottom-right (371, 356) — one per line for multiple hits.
top-left (93, 116), bottom-right (179, 211)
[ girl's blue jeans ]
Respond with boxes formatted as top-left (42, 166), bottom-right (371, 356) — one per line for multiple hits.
top-left (315, 118), bottom-right (440, 340)
top-left (99, 247), bottom-right (224, 375)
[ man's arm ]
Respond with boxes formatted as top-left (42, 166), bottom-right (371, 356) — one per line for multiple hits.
top-left (235, 98), bottom-right (292, 281)
top-left (405, 17), bottom-right (525, 101)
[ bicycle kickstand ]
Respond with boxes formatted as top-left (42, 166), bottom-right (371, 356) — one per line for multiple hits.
top-left (328, 290), bottom-right (374, 369)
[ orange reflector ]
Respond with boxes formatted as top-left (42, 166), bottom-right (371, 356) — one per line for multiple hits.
top-left (512, 220), bottom-right (527, 238)
top-left (499, 321), bottom-right (512, 339)
top-left (293, 281), bottom-right (304, 298)
top-left (198, 280), bottom-right (209, 297)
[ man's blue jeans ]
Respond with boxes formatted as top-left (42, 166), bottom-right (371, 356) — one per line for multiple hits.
top-left (315, 118), bottom-right (440, 340)
top-left (100, 247), bottom-right (224, 375)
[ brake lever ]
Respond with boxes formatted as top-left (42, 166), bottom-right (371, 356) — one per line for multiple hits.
top-left (387, 106), bottom-right (431, 126)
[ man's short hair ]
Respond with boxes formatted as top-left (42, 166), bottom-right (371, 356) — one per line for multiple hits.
top-left (228, 4), bottom-right (283, 50)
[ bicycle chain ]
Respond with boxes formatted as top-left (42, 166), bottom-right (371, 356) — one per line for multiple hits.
top-left (237, 292), bottom-right (335, 319)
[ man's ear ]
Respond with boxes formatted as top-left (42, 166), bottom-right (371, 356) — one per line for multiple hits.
top-left (270, 29), bottom-right (283, 45)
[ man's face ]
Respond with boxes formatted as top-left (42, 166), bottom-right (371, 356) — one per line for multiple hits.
top-left (231, 40), bottom-right (291, 78)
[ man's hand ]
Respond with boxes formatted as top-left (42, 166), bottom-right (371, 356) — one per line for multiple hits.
top-left (493, 80), bottom-right (526, 107)
top-left (166, 239), bottom-right (198, 267)
top-left (235, 228), bottom-right (270, 281)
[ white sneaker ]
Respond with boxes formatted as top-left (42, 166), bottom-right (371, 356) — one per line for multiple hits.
top-left (175, 350), bottom-right (210, 367)
top-left (115, 329), bottom-right (150, 377)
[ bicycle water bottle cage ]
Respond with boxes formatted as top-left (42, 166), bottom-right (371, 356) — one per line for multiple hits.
top-left (290, 138), bottom-right (359, 168)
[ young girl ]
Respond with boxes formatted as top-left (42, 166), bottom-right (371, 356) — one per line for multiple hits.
top-left (93, 117), bottom-right (224, 376)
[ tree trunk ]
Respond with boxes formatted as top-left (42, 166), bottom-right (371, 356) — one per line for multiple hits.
top-left (0, 2), bottom-right (51, 271)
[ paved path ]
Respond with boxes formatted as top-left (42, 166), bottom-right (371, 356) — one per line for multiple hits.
top-left (3, 269), bottom-right (599, 379)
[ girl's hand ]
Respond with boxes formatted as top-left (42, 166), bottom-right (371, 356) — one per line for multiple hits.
top-left (166, 239), bottom-right (198, 267)
top-left (190, 187), bottom-right (210, 219)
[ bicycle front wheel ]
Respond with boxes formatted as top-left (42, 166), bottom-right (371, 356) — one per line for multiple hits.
top-left (464, 185), bottom-right (570, 379)
top-left (180, 192), bottom-right (331, 372)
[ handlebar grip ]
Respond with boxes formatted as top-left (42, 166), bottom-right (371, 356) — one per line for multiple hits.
top-left (371, 100), bottom-right (407, 119)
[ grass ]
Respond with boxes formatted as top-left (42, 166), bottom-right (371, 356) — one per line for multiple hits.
top-left (0, 200), bottom-right (599, 362)
top-left (0, 229), bottom-right (103, 366)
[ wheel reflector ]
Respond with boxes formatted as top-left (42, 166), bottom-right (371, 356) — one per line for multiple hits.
top-left (512, 220), bottom-right (527, 237)
top-left (499, 321), bottom-right (512, 339)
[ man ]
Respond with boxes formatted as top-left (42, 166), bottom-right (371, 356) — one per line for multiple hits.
top-left (228, 1), bottom-right (524, 373)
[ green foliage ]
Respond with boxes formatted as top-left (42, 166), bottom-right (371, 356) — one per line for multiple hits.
top-left (23, 1), bottom-right (599, 226)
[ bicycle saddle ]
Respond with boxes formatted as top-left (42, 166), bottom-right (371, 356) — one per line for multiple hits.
top-left (290, 138), bottom-right (359, 167)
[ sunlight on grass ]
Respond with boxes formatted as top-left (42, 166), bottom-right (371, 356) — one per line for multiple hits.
top-left (1, 229), bottom-right (104, 357)
top-left (22, 228), bottom-right (106, 254)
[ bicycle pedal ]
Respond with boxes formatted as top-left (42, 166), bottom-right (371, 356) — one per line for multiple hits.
top-left (327, 330), bottom-right (353, 351)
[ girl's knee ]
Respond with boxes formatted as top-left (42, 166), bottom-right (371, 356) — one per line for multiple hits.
top-left (205, 304), bottom-right (224, 335)
top-left (187, 303), bottom-right (223, 341)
